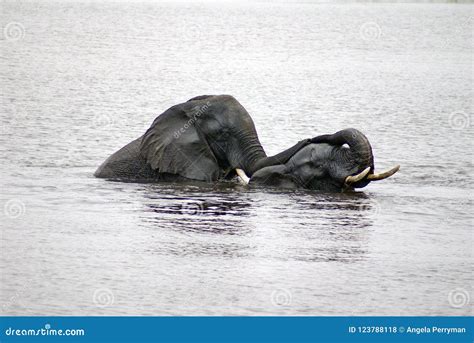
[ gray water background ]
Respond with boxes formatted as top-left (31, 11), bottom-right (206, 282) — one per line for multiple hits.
top-left (0, 1), bottom-right (472, 315)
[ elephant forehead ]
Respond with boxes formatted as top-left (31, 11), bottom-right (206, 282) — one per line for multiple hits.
top-left (191, 107), bottom-right (254, 136)
top-left (291, 143), bottom-right (335, 163)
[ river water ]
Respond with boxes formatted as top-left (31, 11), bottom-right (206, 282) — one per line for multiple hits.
top-left (1, 1), bottom-right (472, 315)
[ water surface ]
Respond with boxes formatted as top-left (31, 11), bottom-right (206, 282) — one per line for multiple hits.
top-left (0, 1), bottom-right (472, 315)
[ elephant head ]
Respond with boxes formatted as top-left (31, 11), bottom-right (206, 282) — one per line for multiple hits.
top-left (248, 128), bottom-right (399, 192)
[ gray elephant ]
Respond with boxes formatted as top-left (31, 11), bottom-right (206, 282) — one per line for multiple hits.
top-left (95, 94), bottom-right (398, 192)
top-left (250, 128), bottom-right (399, 191)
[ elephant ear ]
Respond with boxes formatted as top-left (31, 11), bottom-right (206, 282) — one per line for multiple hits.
top-left (139, 104), bottom-right (221, 181)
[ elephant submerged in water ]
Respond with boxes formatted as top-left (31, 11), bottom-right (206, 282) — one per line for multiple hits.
top-left (94, 95), bottom-right (399, 192)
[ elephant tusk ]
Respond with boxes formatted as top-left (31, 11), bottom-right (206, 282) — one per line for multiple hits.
top-left (344, 167), bottom-right (371, 185)
top-left (236, 168), bottom-right (250, 185)
top-left (367, 165), bottom-right (400, 181)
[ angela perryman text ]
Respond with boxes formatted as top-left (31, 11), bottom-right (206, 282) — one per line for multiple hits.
top-left (348, 325), bottom-right (467, 335)
top-left (404, 326), bottom-right (467, 335)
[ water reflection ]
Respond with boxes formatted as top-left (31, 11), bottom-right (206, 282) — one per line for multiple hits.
top-left (139, 182), bottom-right (252, 235)
top-left (133, 182), bottom-right (377, 263)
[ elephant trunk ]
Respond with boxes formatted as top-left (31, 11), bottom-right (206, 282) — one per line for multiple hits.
top-left (311, 128), bottom-right (375, 183)
top-left (228, 131), bottom-right (310, 177)
top-left (246, 139), bottom-right (312, 176)
top-left (227, 129), bottom-right (267, 176)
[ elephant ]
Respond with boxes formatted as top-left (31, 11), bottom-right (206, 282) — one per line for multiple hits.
top-left (94, 94), bottom-right (399, 192)
top-left (249, 128), bottom-right (399, 192)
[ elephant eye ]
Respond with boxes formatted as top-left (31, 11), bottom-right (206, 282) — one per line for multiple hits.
top-left (218, 130), bottom-right (230, 140)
